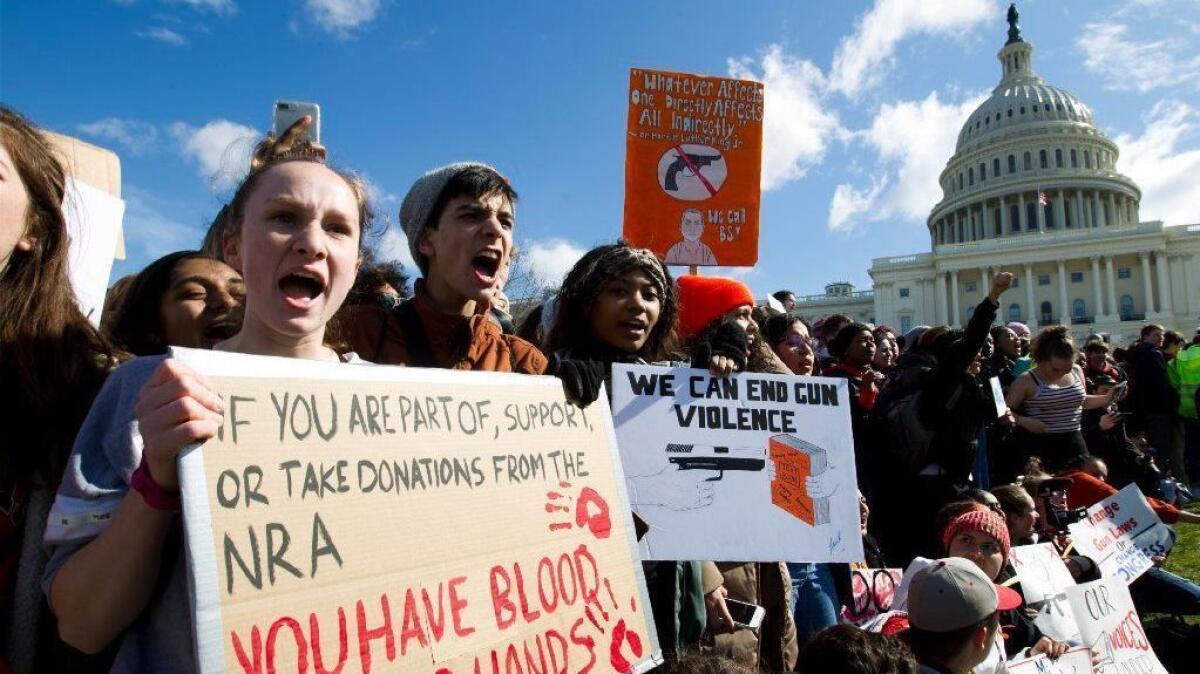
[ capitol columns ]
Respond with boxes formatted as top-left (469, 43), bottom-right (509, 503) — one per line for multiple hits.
top-left (1093, 191), bottom-right (1106, 227)
top-left (1104, 256), bottom-right (1119, 320)
top-left (1090, 256), bottom-right (1105, 320)
top-left (1017, 193), bottom-right (1026, 232)
top-left (1155, 251), bottom-right (1173, 315)
top-left (936, 273), bottom-right (948, 325)
top-left (1024, 263), bottom-right (1035, 324)
top-left (950, 269), bottom-right (962, 327)
top-left (1074, 190), bottom-right (1085, 228)
top-left (998, 197), bottom-right (1008, 236)
top-left (1108, 193), bottom-right (1118, 227)
top-left (1055, 260), bottom-right (1070, 324)
top-left (1036, 192), bottom-right (1047, 233)
top-left (1140, 252), bottom-right (1155, 314)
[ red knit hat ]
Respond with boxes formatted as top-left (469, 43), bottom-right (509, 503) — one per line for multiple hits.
top-left (676, 275), bottom-right (756, 339)
top-left (941, 508), bottom-right (1012, 562)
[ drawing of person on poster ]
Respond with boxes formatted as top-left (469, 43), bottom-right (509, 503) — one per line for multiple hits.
top-left (664, 209), bottom-right (718, 266)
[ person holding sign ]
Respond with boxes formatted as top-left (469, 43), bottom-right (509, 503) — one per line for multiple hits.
top-left (540, 241), bottom-right (712, 661)
top-left (42, 146), bottom-right (373, 669)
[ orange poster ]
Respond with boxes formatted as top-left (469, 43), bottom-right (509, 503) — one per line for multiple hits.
top-left (623, 68), bottom-right (764, 267)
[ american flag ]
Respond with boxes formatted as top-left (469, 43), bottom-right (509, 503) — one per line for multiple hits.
top-left (1038, 191), bottom-right (1049, 206)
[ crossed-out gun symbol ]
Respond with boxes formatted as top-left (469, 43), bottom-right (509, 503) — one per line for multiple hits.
top-left (665, 443), bottom-right (765, 481)
top-left (664, 153), bottom-right (721, 191)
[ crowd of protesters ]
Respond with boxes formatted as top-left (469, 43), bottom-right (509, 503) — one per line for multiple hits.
top-left (3, 106), bottom-right (1200, 674)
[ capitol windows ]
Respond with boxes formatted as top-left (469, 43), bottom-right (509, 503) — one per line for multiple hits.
top-left (969, 168), bottom-right (974, 186)
top-left (1020, 106), bottom-right (1026, 114)
top-left (993, 158), bottom-right (1001, 176)
top-left (1039, 150), bottom-right (1048, 169)
top-left (1010, 204), bottom-right (1021, 231)
top-left (966, 282), bottom-right (977, 293)
top-left (980, 163), bottom-right (986, 180)
top-left (959, 173), bottom-right (964, 189)
top-left (1038, 274), bottom-right (1051, 286)
top-left (1084, 151), bottom-right (1092, 169)
top-left (899, 287), bottom-right (910, 298)
top-left (1120, 295), bottom-right (1135, 320)
top-left (1071, 272), bottom-right (1084, 283)
top-left (1024, 152), bottom-right (1032, 170)
top-left (1118, 267), bottom-right (1132, 279)
top-left (1055, 149), bottom-right (1063, 168)
top-left (900, 315), bottom-right (913, 334)
top-left (1073, 299), bottom-right (1086, 320)
top-left (1008, 303), bottom-right (1022, 322)
top-left (1040, 301), bottom-right (1053, 324)
top-left (1070, 149), bottom-right (1078, 167)
top-left (1007, 108), bottom-right (1013, 118)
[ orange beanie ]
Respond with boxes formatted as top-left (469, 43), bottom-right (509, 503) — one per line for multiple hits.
top-left (676, 275), bottom-right (755, 339)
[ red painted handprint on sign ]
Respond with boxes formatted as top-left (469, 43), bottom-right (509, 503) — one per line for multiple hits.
top-left (546, 481), bottom-right (612, 539)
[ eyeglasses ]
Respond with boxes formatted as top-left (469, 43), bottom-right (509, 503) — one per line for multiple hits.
top-left (783, 334), bottom-right (815, 350)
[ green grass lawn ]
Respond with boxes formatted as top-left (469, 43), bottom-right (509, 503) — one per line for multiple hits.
top-left (1163, 502), bottom-right (1200, 583)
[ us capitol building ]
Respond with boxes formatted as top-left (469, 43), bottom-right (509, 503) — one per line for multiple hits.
top-left (793, 5), bottom-right (1199, 341)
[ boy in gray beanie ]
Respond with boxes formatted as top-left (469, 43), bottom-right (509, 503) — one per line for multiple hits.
top-left (339, 162), bottom-right (548, 374)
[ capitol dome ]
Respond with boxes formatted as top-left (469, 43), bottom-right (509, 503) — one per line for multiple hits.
top-left (927, 4), bottom-right (1141, 249)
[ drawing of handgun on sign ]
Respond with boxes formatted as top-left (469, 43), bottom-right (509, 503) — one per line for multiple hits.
top-left (626, 444), bottom-right (763, 511)
top-left (656, 143), bottom-right (728, 201)
top-left (769, 434), bottom-right (836, 526)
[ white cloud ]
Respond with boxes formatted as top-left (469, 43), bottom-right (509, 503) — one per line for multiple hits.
top-left (164, 0), bottom-right (237, 15)
top-left (136, 26), bottom-right (188, 45)
top-left (304, 0), bottom-right (380, 37)
top-left (358, 173), bottom-right (399, 205)
top-left (1076, 22), bottom-right (1200, 92)
top-left (122, 185), bottom-right (208, 259)
top-left (169, 119), bottom-right (260, 190)
top-left (1115, 100), bottom-right (1200, 226)
top-left (728, 45), bottom-right (846, 191)
top-left (829, 0), bottom-right (996, 97)
top-left (76, 118), bottom-right (159, 155)
top-left (375, 227), bottom-right (418, 271)
top-left (827, 90), bottom-right (987, 232)
top-left (517, 238), bottom-right (587, 288)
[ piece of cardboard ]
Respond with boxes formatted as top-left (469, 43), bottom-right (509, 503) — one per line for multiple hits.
top-left (1006, 646), bottom-right (1092, 674)
top-left (1067, 483), bottom-right (1170, 586)
top-left (989, 377), bottom-right (1007, 417)
top-left (45, 130), bottom-right (125, 257)
top-left (1065, 577), bottom-right (1167, 674)
top-left (610, 364), bottom-right (862, 562)
top-left (1009, 543), bottom-right (1081, 643)
top-left (623, 68), bottom-right (763, 267)
top-left (173, 348), bottom-right (661, 674)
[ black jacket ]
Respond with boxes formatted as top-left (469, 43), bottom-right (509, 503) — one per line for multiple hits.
top-left (1126, 341), bottom-right (1179, 415)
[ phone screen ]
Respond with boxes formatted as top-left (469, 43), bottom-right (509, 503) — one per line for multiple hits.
top-left (724, 598), bottom-right (763, 627)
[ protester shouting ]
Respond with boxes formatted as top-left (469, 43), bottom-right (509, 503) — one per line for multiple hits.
top-left (108, 250), bottom-right (244, 356)
top-left (43, 147), bottom-right (374, 669)
top-left (0, 106), bottom-right (123, 673)
top-left (338, 162), bottom-right (546, 374)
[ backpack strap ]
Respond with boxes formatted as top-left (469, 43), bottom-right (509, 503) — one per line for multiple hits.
top-left (393, 299), bottom-right (438, 368)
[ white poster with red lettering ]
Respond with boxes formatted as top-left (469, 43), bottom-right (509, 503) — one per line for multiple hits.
top-left (1064, 577), bottom-right (1167, 674)
top-left (1067, 483), bottom-right (1171, 585)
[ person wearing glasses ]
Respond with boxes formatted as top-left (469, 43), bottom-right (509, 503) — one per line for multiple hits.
top-left (763, 312), bottom-right (816, 376)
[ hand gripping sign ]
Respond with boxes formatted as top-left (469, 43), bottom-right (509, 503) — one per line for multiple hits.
top-left (1065, 577), bottom-right (1168, 674)
top-left (1009, 543), bottom-right (1081, 643)
top-left (172, 348), bottom-right (660, 674)
top-left (610, 364), bottom-right (862, 562)
top-left (623, 68), bottom-right (764, 267)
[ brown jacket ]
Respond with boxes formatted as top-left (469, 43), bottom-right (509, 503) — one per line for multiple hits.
top-left (338, 283), bottom-right (548, 373)
top-left (702, 561), bottom-right (798, 672)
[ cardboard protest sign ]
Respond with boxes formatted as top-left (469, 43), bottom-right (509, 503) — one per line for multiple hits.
top-left (46, 132), bottom-right (125, 327)
top-left (1068, 483), bottom-right (1171, 585)
top-left (173, 348), bottom-right (660, 674)
top-left (1065, 577), bottom-right (1167, 674)
top-left (989, 377), bottom-right (1007, 418)
top-left (623, 68), bottom-right (763, 267)
top-left (610, 364), bottom-right (862, 562)
top-left (839, 568), bottom-right (903, 625)
top-left (1009, 544), bottom-right (1080, 643)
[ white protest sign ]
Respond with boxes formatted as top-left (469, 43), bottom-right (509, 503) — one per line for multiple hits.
top-left (1009, 543), bottom-right (1081, 643)
top-left (989, 377), bottom-right (1007, 417)
top-left (1065, 577), bottom-right (1167, 674)
top-left (1007, 646), bottom-right (1093, 674)
top-left (839, 568), bottom-right (903, 625)
top-left (1068, 483), bottom-right (1171, 585)
top-left (173, 348), bottom-right (661, 674)
top-left (63, 177), bottom-right (124, 326)
top-left (610, 364), bottom-right (862, 562)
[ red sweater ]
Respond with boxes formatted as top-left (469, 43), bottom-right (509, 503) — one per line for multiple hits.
top-left (1060, 470), bottom-right (1181, 524)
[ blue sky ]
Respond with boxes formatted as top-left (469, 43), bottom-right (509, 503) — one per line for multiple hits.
top-left (3, 0), bottom-right (1198, 299)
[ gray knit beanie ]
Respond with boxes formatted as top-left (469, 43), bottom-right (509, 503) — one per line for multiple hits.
top-left (399, 161), bottom-right (507, 275)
